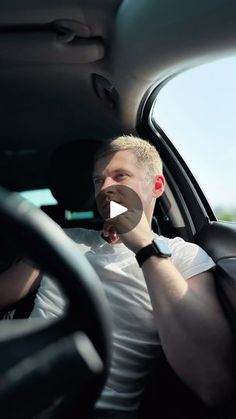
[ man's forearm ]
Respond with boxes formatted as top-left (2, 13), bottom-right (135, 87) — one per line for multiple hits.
top-left (0, 260), bottom-right (40, 310)
top-left (142, 256), bottom-right (235, 405)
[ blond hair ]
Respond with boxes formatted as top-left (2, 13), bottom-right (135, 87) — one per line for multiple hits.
top-left (94, 135), bottom-right (163, 181)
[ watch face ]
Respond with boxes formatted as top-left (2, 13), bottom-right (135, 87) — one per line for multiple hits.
top-left (153, 238), bottom-right (172, 257)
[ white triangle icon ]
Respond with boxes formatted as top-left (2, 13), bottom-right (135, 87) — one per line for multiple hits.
top-left (110, 201), bottom-right (128, 218)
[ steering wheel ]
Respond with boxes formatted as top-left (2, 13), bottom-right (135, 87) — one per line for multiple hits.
top-left (0, 187), bottom-right (112, 419)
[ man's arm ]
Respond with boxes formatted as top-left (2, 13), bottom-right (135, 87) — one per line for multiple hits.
top-left (104, 212), bottom-right (235, 406)
top-left (0, 260), bottom-right (40, 311)
top-left (142, 257), bottom-right (235, 406)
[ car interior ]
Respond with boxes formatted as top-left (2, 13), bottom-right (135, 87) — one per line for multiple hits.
top-left (0, 0), bottom-right (236, 418)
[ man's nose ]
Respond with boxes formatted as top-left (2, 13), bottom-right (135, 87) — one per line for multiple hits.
top-left (100, 177), bottom-right (116, 191)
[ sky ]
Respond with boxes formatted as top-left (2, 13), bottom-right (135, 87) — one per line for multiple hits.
top-left (152, 55), bottom-right (236, 211)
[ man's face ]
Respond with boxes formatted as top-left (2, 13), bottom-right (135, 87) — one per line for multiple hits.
top-left (92, 150), bottom-right (157, 220)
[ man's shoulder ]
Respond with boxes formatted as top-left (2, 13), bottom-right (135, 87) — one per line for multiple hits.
top-left (158, 234), bottom-right (215, 279)
top-left (155, 234), bottom-right (188, 251)
top-left (156, 234), bottom-right (200, 253)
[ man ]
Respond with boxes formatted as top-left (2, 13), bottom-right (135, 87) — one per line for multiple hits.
top-left (0, 136), bottom-right (235, 418)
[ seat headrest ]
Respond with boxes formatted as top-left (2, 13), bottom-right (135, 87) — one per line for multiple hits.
top-left (49, 140), bottom-right (104, 211)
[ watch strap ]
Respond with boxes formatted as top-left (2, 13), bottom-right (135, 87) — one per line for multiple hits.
top-left (135, 243), bottom-right (157, 267)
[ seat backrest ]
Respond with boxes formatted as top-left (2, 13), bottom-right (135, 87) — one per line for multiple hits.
top-left (46, 139), bottom-right (105, 230)
top-left (49, 140), bottom-right (104, 212)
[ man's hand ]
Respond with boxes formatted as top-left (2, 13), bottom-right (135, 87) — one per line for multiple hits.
top-left (103, 210), bottom-right (153, 253)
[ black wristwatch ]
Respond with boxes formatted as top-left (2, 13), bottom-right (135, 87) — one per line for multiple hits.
top-left (135, 237), bottom-right (172, 267)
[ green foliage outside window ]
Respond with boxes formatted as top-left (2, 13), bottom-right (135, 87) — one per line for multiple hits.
top-left (214, 208), bottom-right (236, 222)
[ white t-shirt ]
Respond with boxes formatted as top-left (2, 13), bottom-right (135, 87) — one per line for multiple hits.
top-left (30, 228), bottom-right (215, 411)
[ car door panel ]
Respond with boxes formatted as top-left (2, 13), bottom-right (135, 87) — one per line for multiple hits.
top-left (197, 222), bottom-right (236, 333)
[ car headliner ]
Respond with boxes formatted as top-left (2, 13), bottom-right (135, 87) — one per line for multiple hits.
top-left (0, 0), bottom-right (236, 191)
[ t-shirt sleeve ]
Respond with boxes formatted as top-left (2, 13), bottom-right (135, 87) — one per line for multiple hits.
top-left (29, 275), bottom-right (67, 319)
top-left (169, 237), bottom-right (215, 280)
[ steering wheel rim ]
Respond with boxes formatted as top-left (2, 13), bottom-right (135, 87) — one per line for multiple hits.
top-left (0, 187), bottom-right (112, 418)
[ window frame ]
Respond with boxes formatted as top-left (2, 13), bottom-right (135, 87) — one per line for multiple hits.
top-left (137, 83), bottom-right (217, 240)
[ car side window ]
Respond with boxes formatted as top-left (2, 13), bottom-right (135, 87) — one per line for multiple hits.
top-left (152, 56), bottom-right (236, 222)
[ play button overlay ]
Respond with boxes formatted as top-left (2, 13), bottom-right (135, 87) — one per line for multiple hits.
top-left (96, 185), bottom-right (143, 234)
top-left (110, 201), bottom-right (128, 218)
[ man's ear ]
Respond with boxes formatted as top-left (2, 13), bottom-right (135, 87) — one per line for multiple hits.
top-left (153, 175), bottom-right (165, 197)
